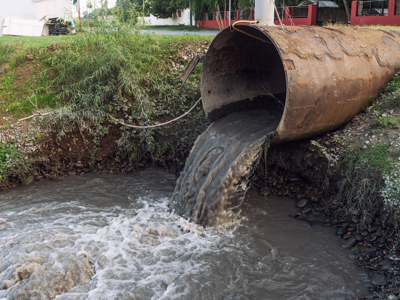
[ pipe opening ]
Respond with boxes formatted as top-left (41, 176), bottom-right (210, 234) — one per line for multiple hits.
top-left (201, 25), bottom-right (287, 123)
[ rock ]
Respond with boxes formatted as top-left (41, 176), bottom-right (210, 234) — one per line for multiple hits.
top-left (330, 218), bottom-right (338, 225)
top-left (342, 237), bottom-right (357, 248)
top-left (296, 198), bottom-right (309, 208)
top-left (371, 273), bottom-right (387, 286)
top-left (67, 171), bottom-right (76, 175)
top-left (387, 254), bottom-right (400, 261)
top-left (336, 226), bottom-right (347, 236)
top-left (376, 227), bottom-right (383, 236)
top-left (380, 258), bottom-right (392, 270)
top-left (75, 163), bottom-right (84, 168)
top-left (26, 54), bottom-right (34, 60)
top-left (355, 234), bottom-right (364, 242)
top-left (387, 295), bottom-right (397, 300)
top-left (361, 230), bottom-right (369, 236)
top-left (289, 177), bottom-right (301, 182)
top-left (343, 233), bottom-right (351, 240)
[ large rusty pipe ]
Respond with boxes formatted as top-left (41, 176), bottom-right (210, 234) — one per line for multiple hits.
top-left (201, 25), bottom-right (400, 144)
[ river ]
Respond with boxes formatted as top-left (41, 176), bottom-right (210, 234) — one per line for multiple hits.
top-left (0, 170), bottom-right (368, 300)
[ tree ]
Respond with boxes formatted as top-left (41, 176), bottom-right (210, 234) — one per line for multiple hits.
top-left (150, 0), bottom-right (188, 19)
top-left (191, 0), bottom-right (253, 21)
top-left (116, 0), bottom-right (151, 20)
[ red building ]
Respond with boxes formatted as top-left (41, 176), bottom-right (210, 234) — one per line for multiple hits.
top-left (196, 0), bottom-right (400, 29)
top-left (274, 5), bottom-right (318, 26)
top-left (195, 5), bottom-right (318, 28)
top-left (351, 0), bottom-right (400, 26)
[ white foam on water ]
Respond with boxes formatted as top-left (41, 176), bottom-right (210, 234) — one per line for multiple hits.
top-left (0, 172), bottom-right (368, 300)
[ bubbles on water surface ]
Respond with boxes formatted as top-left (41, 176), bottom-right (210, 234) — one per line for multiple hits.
top-left (0, 172), bottom-right (368, 300)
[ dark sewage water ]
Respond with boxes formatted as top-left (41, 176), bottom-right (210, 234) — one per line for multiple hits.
top-left (0, 170), bottom-right (369, 300)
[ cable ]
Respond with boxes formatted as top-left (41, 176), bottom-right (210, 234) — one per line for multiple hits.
top-left (231, 20), bottom-right (272, 44)
top-left (110, 97), bottom-right (202, 129)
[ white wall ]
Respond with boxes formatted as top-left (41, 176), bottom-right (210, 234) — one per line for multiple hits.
top-left (141, 8), bottom-right (191, 26)
top-left (1, 0), bottom-right (73, 36)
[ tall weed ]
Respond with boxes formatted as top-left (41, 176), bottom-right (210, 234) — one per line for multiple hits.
top-left (335, 144), bottom-right (396, 224)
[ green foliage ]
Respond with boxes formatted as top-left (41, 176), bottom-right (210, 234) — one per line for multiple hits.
top-left (335, 144), bottom-right (398, 225)
top-left (378, 115), bottom-right (400, 129)
top-left (376, 76), bottom-right (400, 109)
top-left (0, 144), bottom-right (28, 181)
top-left (0, 36), bottom-right (75, 117)
top-left (384, 75), bottom-right (400, 93)
top-left (116, 0), bottom-right (151, 19)
top-left (41, 14), bottom-right (207, 132)
top-left (0, 144), bottom-right (17, 179)
top-left (1, 10), bottom-right (211, 172)
top-left (150, 0), bottom-right (188, 18)
top-left (381, 168), bottom-right (400, 217)
top-left (144, 24), bottom-right (217, 31)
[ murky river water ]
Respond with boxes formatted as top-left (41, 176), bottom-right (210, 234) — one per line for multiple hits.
top-left (0, 171), bottom-right (368, 300)
top-left (171, 110), bottom-right (280, 226)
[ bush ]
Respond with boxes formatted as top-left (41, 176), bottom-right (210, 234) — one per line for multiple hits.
top-left (381, 168), bottom-right (400, 217)
top-left (0, 143), bottom-right (34, 185)
top-left (335, 144), bottom-right (397, 224)
top-left (377, 115), bottom-right (400, 129)
top-left (0, 144), bottom-right (18, 180)
top-left (28, 8), bottom-right (211, 168)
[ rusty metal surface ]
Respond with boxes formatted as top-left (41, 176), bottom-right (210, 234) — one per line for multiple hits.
top-left (201, 25), bottom-right (400, 144)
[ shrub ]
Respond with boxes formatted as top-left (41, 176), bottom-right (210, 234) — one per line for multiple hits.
top-left (0, 143), bottom-right (33, 183)
top-left (0, 144), bottom-right (18, 179)
top-left (335, 144), bottom-right (395, 224)
top-left (378, 115), bottom-right (400, 129)
top-left (381, 168), bottom-right (400, 217)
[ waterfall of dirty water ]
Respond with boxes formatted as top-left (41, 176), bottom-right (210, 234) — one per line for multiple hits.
top-left (170, 110), bottom-right (280, 226)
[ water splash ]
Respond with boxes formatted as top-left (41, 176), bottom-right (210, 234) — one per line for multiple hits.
top-left (0, 172), bottom-right (368, 300)
top-left (171, 110), bottom-right (280, 226)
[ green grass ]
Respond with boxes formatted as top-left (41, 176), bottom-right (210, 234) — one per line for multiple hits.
top-left (0, 35), bottom-right (75, 46)
top-left (336, 143), bottom-right (400, 224)
top-left (0, 36), bottom-right (76, 117)
top-left (39, 28), bottom-right (210, 164)
top-left (0, 20), bottom-right (211, 170)
top-left (0, 31), bottom-right (212, 119)
top-left (144, 25), bottom-right (219, 32)
top-left (384, 75), bottom-right (400, 93)
top-left (0, 143), bottom-right (20, 180)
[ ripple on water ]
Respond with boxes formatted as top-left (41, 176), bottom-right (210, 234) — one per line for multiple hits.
top-left (0, 172), bottom-right (368, 300)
